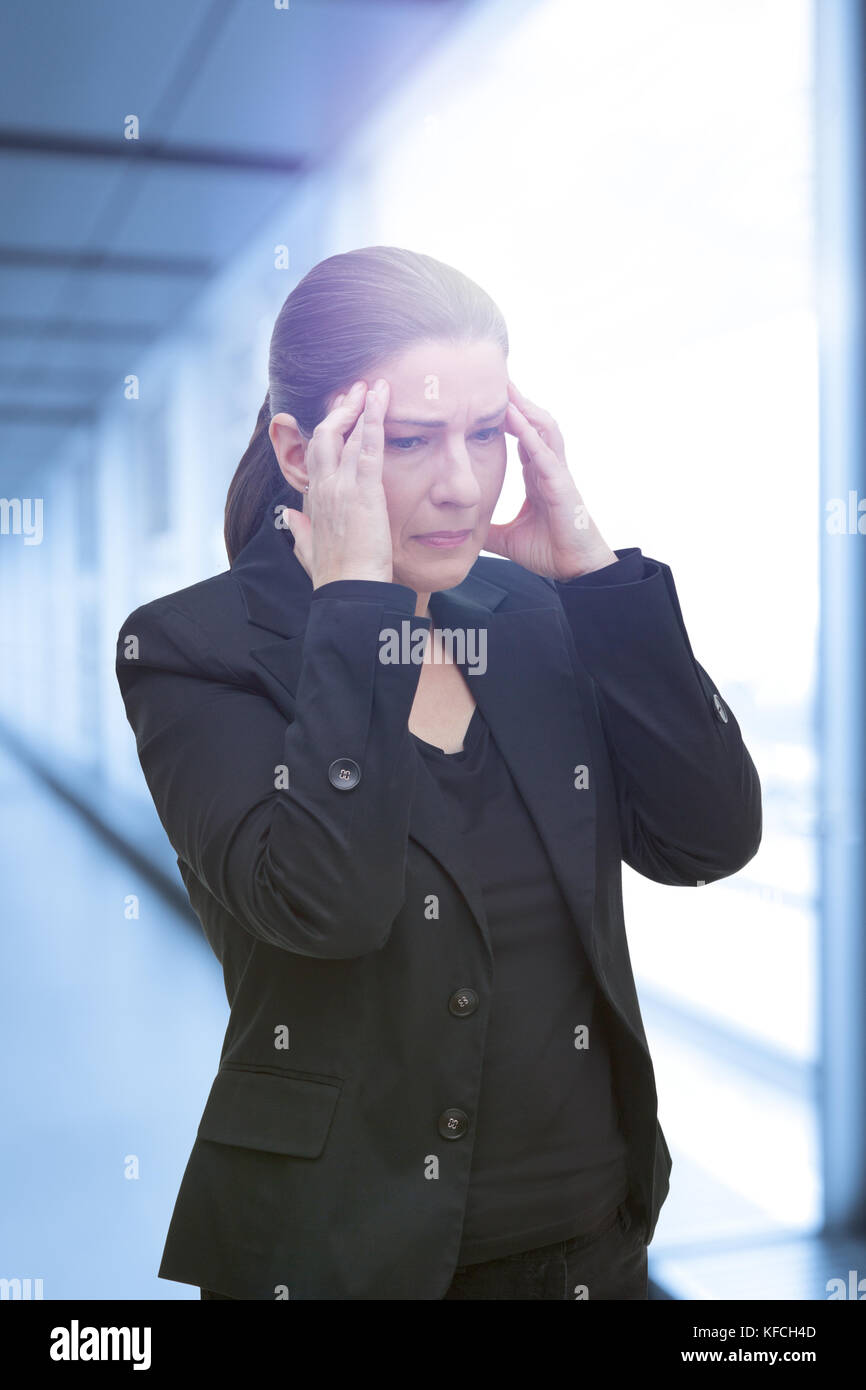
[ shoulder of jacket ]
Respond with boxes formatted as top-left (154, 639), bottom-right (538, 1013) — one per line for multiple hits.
top-left (116, 571), bottom-right (244, 679)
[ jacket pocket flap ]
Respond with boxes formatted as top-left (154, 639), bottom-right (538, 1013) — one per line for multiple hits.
top-left (197, 1067), bottom-right (342, 1158)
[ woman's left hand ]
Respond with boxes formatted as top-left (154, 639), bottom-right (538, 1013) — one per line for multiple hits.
top-left (484, 381), bottom-right (620, 580)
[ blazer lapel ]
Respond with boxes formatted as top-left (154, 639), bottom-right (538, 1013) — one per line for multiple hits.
top-left (426, 587), bottom-right (599, 975)
top-left (231, 499), bottom-right (599, 973)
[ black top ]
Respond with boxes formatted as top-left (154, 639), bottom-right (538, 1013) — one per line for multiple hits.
top-left (412, 704), bottom-right (630, 1265)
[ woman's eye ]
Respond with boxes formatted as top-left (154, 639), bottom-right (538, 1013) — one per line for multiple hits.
top-left (387, 436), bottom-right (425, 451)
top-left (386, 427), bottom-right (502, 451)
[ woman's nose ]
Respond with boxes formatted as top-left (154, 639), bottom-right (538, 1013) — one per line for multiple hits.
top-left (432, 453), bottom-right (483, 506)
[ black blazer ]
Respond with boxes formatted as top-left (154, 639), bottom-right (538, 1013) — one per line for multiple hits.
top-left (115, 489), bottom-right (761, 1300)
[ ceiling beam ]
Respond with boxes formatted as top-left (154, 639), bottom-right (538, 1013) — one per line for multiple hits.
top-left (0, 247), bottom-right (212, 276)
top-left (0, 367), bottom-right (114, 387)
top-left (0, 128), bottom-right (309, 175)
top-left (0, 405), bottom-right (97, 425)
top-left (0, 318), bottom-right (159, 341)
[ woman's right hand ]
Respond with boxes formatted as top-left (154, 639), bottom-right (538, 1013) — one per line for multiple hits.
top-left (281, 378), bottom-right (395, 589)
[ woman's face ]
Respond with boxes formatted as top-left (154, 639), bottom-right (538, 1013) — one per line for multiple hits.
top-left (323, 338), bottom-right (509, 595)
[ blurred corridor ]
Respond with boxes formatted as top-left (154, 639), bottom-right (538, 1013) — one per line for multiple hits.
top-left (0, 742), bottom-right (226, 1299)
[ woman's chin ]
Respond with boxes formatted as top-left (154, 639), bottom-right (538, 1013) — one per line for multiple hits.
top-left (396, 548), bottom-right (479, 594)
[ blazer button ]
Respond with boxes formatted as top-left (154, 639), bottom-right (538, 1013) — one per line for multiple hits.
top-left (712, 693), bottom-right (729, 724)
top-left (448, 988), bottom-right (479, 1017)
top-left (328, 758), bottom-right (361, 790)
top-left (438, 1108), bottom-right (469, 1140)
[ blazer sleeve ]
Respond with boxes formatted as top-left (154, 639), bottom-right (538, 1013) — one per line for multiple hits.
top-left (548, 549), bottom-right (762, 886)
top-left (116, 580), bottom-right (431, 959)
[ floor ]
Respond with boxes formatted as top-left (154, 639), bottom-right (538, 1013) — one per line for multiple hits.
top-left (0, 743), bottom-right (226, 1299)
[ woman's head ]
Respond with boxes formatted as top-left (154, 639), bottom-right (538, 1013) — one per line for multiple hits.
top-left (224, 247), bottom-right (510, 594)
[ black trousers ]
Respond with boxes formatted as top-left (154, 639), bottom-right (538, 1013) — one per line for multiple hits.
top-left (200, 1200), bottom-right (647, 1301)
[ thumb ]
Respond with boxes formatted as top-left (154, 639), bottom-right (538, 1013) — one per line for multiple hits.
top-left (483, 521), bottom-right (510, 558)
top-left (279, 506), bottom-right (313, 579)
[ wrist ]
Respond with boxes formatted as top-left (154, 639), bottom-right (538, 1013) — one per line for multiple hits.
top-left (314, 570), bottom-right (394, 589)
top-left (555, 548), bottom-right (619, 581)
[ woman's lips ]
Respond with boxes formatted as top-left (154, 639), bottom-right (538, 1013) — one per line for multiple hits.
top-left (412, 530), bottom-right (473, 548)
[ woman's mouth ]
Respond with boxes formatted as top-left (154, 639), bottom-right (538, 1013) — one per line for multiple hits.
top-left (412, 530), bottom-right (473, 548)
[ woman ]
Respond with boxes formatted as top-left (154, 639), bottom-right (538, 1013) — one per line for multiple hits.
top-left (116, 246), bottom-right (761, 1301)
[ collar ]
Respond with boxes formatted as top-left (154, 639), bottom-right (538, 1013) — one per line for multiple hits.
top-left (230, 484), bottom-right (512, 638)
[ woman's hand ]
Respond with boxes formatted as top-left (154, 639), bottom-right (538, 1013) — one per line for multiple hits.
top-left (484, 381), bottom-right (619, 580)
top-left (280, 378), bottom-right (395, 589)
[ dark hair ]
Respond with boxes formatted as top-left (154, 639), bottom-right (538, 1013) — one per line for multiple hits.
top-left (223, 246), bottom-right (509, 563)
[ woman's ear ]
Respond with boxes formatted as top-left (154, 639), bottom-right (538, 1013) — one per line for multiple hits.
top-left (269, 412), bottom-right (309, 493)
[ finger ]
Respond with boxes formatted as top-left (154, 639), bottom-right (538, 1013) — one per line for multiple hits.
top-left (329, 384), bottom-right (367, 436)
top-left (504, 402), bottom-right (561, 485)
top-left (505, 405), bottom-right (567, 500)
top-left (484, 521), bottom-right (513, 554)
top-left (507, 381), bottom-right (564, 454)
top-left (483, 522), bottom-right (509, 557)
top-left (280, 506), bottom-right (313, 580)
top-left (508, 379), bottom-right (550, 421)
top-left (327, 380), bottom-right (365, 421)
top-left (501, 408), bottom-right (535, 484)
top-left (358, 381), bottom-right (389, 483)
top-left (307, 381), bottom-right (367, 486)
top-left (337, 392), bottom-right (370, 484)
top-left (508, 400), bottom-right (556, 464)
top-left (508, 379), bottom-right (546, 424)
top-left (343, 381), bottom-right (389, 485)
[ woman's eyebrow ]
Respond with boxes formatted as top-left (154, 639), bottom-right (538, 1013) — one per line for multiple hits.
top-left (385, 403), bottom-right (509, 428)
